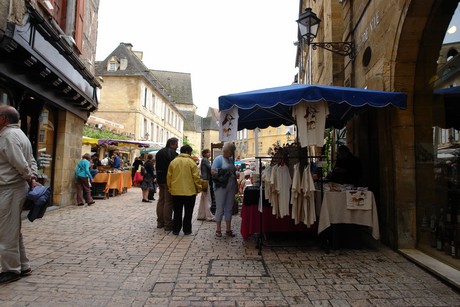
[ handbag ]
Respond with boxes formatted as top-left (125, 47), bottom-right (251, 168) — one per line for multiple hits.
top-left (133, 171), bottom-right (143, 186)
top-left (201, 179), bottom-right (209, 192)
top-left (26, 185), bottom-right (51, 222)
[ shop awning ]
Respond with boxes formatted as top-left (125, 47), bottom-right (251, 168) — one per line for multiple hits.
top-left (97, 139), bottom-right (151, 148)
top-left (82, 136), bottom-right (99, 146)
top-left (218, 84), bottom-right (407, 130)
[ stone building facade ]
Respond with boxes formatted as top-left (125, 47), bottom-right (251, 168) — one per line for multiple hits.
top-left (0, 0), bottom-right (101, 206)
top-left (296, 0), bottom-right (460, 272)
top-left (95, 43), bottom-right (184, 148)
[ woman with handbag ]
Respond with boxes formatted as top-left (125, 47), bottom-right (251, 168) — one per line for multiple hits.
top-left (197, 149), bottom-right (214, 221)
top-left (211, 142), bottom-right (238, 237)
top-left (140, 154), bottom-right (155, 203)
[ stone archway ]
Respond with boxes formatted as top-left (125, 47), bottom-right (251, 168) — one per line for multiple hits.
top-left (391, 0), bottom-right (458, 248)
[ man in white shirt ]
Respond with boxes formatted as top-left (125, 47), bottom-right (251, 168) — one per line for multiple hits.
top-left (100, 154), bottom-right (109, 166)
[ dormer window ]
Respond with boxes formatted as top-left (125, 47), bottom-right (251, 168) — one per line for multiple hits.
top-left (107, 57), bottom-right (119, 71)
top-left (108, 62), bottom-right (117, 71)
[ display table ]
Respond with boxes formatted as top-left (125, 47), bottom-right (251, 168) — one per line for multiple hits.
top-left (92, 171), bottom-right (132, 197)
top-left (240, 186), bottom-right (311, 240)
top-left (317, 190), bottom-right (380, 240)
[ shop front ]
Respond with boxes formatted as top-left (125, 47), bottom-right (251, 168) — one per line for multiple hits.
top-left (0, 2), bottom-right (101, 206)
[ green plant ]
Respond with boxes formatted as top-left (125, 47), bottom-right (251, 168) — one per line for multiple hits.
top-left (83, 125), bottom-right (130, 140)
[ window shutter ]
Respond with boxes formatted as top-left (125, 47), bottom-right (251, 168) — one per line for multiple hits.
top-left (74, 0), bottom-right (85, 53)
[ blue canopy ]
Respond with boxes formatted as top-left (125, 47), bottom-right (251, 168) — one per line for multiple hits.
top-left (218, 84), bottom-right (407, 129)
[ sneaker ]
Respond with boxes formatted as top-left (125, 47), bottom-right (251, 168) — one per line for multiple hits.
top-left (0, 272), bottom-right (21, 284)
top-left (20, 268), bottom-right (32, 277)
top-left (184, 232), bottom-right (192, 236)
top-left (157, 224), bottom-right (164, 229)
top-left (87, 201), bottom-right (95, 206)
top-left (172, 231), bottom-right (179, 235)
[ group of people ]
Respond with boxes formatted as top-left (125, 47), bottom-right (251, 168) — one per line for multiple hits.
top-left (148, 138), bottom-right (238, 237)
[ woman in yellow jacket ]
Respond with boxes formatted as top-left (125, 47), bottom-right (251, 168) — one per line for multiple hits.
top-left (167, 145), bottom-right (202, 235)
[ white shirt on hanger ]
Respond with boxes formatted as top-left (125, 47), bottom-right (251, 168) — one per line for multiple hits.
top-left (293, 101), bottom-right (329, 147)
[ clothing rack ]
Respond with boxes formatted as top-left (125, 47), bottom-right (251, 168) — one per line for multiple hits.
top-left (252, 153), bottom-right (325, 255)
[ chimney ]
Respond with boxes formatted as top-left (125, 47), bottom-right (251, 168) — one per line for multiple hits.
top-left (123, 42), bottom-right (133, 50)
top-left (120, 58), bottom-right (128, 70)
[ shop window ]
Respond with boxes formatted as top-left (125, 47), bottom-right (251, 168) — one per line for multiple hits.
top-left (0, 87), bottom-right (12, 105)
top-left (37, 107), bottom-right (56, 187)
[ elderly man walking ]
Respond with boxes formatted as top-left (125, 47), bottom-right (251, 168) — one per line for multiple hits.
top-left (0, 105), bottom-right (38, 284)
top-left (155, 137), bottom-right (179, 231)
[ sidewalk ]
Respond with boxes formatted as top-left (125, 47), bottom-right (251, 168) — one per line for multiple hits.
top-left (1, 187), bottom-right (459, 306)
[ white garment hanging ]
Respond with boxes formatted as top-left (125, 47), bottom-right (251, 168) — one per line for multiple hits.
top-left (270, 164), bottom-right (279, 217)
top-left (276, 164), bottom-right (292, 218)
top-left (262, 165), bottom-right (272, 201)
top-left (292, 101), bottom-right (329, 147)
top-left (301, 165), bottom-right (316, 227)
top-left (291, 163), bottom-right (303, 224)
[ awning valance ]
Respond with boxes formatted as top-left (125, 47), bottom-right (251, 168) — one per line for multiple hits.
top-left (218, 84), bottom-right (407, 130)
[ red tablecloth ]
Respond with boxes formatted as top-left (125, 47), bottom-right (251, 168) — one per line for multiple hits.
top-left (240, 187), bottom-right (313, 240)
top-left (241, 205), bottom-right (313, 240)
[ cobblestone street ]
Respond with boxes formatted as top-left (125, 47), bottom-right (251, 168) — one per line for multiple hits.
top-left (1, 187), bottom-right (459, 306)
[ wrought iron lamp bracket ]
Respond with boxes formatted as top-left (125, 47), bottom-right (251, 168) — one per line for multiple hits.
top-left (308, 41), bottom-right (354, 59)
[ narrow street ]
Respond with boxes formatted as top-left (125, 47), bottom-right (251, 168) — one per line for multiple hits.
top-left (1, 187), bottom-right (459, 306)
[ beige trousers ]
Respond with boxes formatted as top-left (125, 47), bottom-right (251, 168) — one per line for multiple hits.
top-left (0, 181), bottom-right (30, 274)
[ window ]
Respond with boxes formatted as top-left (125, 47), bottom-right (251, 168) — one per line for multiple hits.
top-left (143, 88), bottom-right (148, 108)
top-left (108, 62), bottom-right (117, 71)
top-left (39, 0), bottom-right (83, 53)
top-left (74, 0), bottom-right (85, 52)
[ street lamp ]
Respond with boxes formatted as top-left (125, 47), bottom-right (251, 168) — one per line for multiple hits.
top-left (296, 8), bottom-right (354, 59)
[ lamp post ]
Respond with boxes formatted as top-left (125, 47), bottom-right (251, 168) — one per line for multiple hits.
top-left (296, 8), bottom-right (354, 59)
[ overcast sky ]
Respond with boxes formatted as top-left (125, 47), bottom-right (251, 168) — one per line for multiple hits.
top-left (96, 0), bottom-right (300, 117)
top-left (444, 4), bottom-right (460, 44)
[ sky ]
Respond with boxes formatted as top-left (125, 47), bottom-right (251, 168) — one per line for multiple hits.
top-left (95, 0), bottom-right (300, 117)
top-left (444, 5), bottom-right (460, 44)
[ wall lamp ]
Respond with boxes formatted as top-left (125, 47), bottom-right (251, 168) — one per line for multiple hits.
top-left (296, 8), bottom-right (354, 59)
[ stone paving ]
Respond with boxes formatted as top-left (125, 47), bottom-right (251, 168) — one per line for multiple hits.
top-left (1, 187), bottom-right (459, 306)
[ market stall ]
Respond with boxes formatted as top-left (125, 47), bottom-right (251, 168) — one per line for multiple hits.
top-left (218, 84), bottom-right (407, 251)
top-left (81, 137), bottom-right (151, 198)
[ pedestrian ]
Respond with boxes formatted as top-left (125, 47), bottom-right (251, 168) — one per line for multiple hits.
top-left (100, 153), bottom-right (109, 166)
top-left (90, 154), bottom-right (100, 177)
top-left (155, 137), bottom-right (179, 230)
top-left (211, 142), bottom-right (238, 237)
top-left (141, 154), bottom-right (155, 203)
top-left (167, 145), bottom-right (202, 235)
top-left (110, 151), bottom-right (121, 169)
top-left (0, 105), bottom-right (38, 284)
top-left (131, 156), bottom-right (143, 180)
top-left (75, 153), bottom-right (95, 206)
top-left (197, 148), bottom-right (214, 221)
